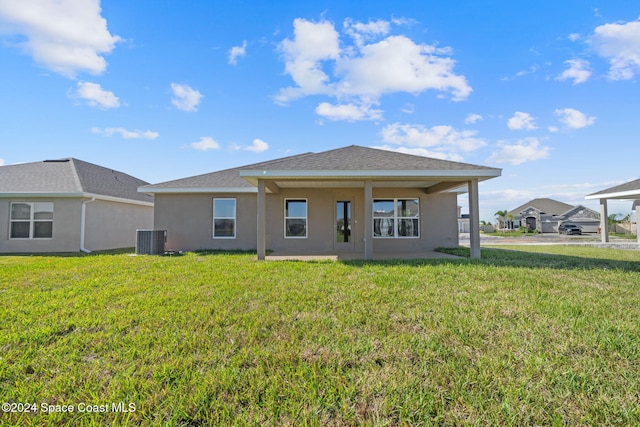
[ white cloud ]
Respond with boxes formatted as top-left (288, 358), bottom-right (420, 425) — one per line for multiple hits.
top-left (507, 111), bottom-right (537, 130)
top-left (228, 40), bottom-right (247, 65)
top-left (170, 83), bottom-right (203, 112)
top-left (190, 136), bottom-right (220, 151)
top-left (590, 18), bottom-right (640, 80)
top-left (335, 35), bottom-right (471, 100)
top-left (0, 0), bottom-right (121, 78)
top-left (568, 33), bottom-right (581, 42)
top-left (465, 113), bottom-right (483, 124)
top-left (372, 144), bottom-right (464, 162)
top-left (276, 18), bottom-right (471, 120)
top-left (556, 59), bottom-right (591, 84)
top-left (555, 108), bottom-right (596, 129)
top-left (401, 103), bottom-right (415, 114)
top-left (487, 137), bottom-right (550, 165)
top-left (315, 101), bottom-right (382, 121)
top-left (244, 138), bottom-right (269, 153)
top-left (344, 18), bottom-right (390, 47)
top-left (75, 81), bottom-right (119, 108)
top-left (515, 64), bottom-right (540, 78)
top-left (0, 158), bottom-right (5, 166)
top-left (92, 127), bottom-right (158, 140)
top-left (276, 18), bottom-right (340, 102)
top-left (380, 122), bottom-right (486, 158)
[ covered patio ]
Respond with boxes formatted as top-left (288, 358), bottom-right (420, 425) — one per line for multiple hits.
top-left (586, 179), bottom-right (640, 245)
top-left (265, 249), bottom-right (462, 261)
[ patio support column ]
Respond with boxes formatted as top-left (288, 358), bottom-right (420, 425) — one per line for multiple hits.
top-left (257, 179), bottom-right (266, 260)
top-left (636, 201), bottom-right (640, 246)
top-left (599, 198), bottom-right (609, 243)
top-left (468, 179), bottom-right (481, 259)
top-left (364, 180), bottom-right (373, 260)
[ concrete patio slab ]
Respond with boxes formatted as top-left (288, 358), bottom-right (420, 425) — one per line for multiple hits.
top-left (264, 251), bottom-right (461, 261)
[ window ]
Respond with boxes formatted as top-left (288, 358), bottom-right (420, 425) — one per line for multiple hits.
top-left (373, 198), bottom-right (419, 238)
top-left (213, 198), bottom-right (236, 238)
top-left (10, 202), bottom-right (54, 239)
top-left (285, 199), bottom-right (307, 238)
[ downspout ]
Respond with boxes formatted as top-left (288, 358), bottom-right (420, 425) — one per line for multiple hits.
top-left (80, 197), bottom-right (95, 253)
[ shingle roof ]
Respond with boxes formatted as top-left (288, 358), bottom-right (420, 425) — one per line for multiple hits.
top-left (242, 145), bottom-right (499, 171)
top-left (141, 145), bottom-right (501, 191)
top-left (508, 198), bottom-right (574, 217)
top-left (0, 158), bottom-right (153, 203)
top-left (140, 152), bottom-right (315, 190)
top-left (586, 178), bottom-right (640, 199)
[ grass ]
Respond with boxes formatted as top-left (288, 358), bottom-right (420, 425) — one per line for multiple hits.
top-left (1, 247), bottom-right (639, 426)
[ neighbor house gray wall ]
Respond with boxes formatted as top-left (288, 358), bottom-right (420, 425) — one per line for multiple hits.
top-left (0, 197), bottom-right (83, 253)
top-left (84, 199), bottom-right (153, 251)
top-left (1, 197), bottom-right (153, 254)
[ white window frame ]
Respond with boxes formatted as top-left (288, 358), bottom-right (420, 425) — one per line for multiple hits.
top-left (284, 198), bottom-right (308, 238)
top-left (9, 202), bottom-right (54, 239)
top-left (373, 198), bottom-right (420, 239)
top-left (213, 198), bottom-right (236, 239)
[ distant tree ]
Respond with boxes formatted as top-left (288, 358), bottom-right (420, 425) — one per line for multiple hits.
top-left (608, 213), bottom-right (623, 232)
top-left (495, 210), bottom-right (508, 230)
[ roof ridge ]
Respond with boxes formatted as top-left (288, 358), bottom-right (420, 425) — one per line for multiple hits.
top-left (67, 158), bottom-right (85, 192)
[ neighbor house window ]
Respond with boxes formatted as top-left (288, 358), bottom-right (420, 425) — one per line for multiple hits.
top-left (10, 202), bottom-right (54, 239)
top-left (213, 198), bottom-right (236, 238)
top-left (285, 199), bottom-right (307, 238)
top-left (373, 199), bottom-right (419, 238)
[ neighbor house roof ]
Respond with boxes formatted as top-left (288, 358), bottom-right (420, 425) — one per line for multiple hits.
top-left (140, 145), bottom-right (501, 193)
top-left (0, 158), bottom-right (153, 204)
top-left (508, 198), bottom-right (574, 217)
top-left (585, 178), bottom-right (640, 200)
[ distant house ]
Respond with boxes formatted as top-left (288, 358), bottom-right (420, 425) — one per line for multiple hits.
top-left (140, 145), bottom-right (501, 259)
top-left (507, 198), bottom-right (600, 233)
top-left (457, 206), bottom-right (470, 233)
top-left (0, 159), bottom-right (154, 253)
top-left (586, 179), bottom-right (640, 243)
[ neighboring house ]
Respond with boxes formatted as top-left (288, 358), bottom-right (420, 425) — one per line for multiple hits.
top-left (457, 206), bottom-right (470, 233)
top-left (586, 178), bottom-right (640, 244)
top-left (140, 145), bottom-right (501, 259)
top-left (0, 158), bottom-right (154, 253)
top-left (507, 198), bottom-right (600, 233)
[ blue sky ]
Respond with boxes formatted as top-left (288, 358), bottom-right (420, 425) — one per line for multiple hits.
top-left (1, 1), bottom-right (639, 222)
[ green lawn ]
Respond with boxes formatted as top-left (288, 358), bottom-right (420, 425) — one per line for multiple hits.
top-left (1, 247), bottom-right (639, 426)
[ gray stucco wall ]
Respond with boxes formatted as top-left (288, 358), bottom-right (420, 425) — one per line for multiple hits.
top-left (84, 199), bottom-right (154, 251)
top-left (0, 197), bottom-right (82, 253)
top-left (0, 197), bottom-right (153, 254)
top-left (153, 187), bottom-right (459, 254)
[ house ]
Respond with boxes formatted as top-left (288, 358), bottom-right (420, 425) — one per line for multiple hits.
top-left (0, 158), bottom-right (154, 253)
top-left (140, 145), bottom-right (501, 259)
top-left (457, 206), bottom-right (470, 233)
top-left (586, 179), bottom-right (640, 244)
top-left (507, 198), bottom-right (600, 233)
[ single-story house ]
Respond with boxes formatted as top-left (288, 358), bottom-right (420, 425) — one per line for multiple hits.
top-left (457, 206), bottom-right (470, 233)
top-left (586, 178), bottom-right (640, 244)
top-left (506, 198), bottom-right (600, 233)
top-left (139, 145), bottom-right (501, 259)
top-left (0, 158), bottom-right (154, 253)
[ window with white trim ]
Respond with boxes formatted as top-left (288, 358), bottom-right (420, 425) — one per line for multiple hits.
top-left (285, 199), bottom-right (307, 238)
top-left (10, 202), bottom-right (54, 239)
top-left (373, 199), bottom-right (419, 238)
top-left (213, 198), bottom-right (236, 238)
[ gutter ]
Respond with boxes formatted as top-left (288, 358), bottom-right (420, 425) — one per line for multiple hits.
top-left (80, 197), bottom-right (95, 253)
